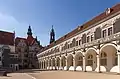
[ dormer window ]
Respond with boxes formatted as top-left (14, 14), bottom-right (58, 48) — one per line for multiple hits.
top-left (106, 8), bottom-right (111, 15)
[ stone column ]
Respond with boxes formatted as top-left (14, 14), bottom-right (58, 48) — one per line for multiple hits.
top-left (83, 56), bottom-right (86, 72)
top-left (66, 59), bottom-right (69, 70)
top-left (117, 52), bottom-right (120, 74)
top-left (59, 57), bottom-right (62, 70)
top-left (96, 54), bottom-right (101, 73)
top-left (55, 58), bottom-right (57, 70)
top-left (51, 59), bottom-right (53, 70)
top-left (73, 59), bottom-right (76, 71)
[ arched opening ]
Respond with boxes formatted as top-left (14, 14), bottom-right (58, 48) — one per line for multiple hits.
top-left (52, 58), bottom-right (55, 69)
top-left (56, 57), bottom-right (60, 70)
top-left (49, 59), bottom-right (52, 69)
top-left (67, 54), bottom-right (73, 70)
top-left (43, 60), bottom-right (45, 69)
top-left (46, 60), bottom-right (48, 69)
top-left (75, 52), bottom-right (83, 71)
top-left (39, 61), bottom-right (41, 69)
top-left (85, 48), bottom-right (97, 71)
top-left (42, 61), bottom-right (44, 69)
top-left (61, 56), bottom-right (66, 70)
top-left (100, 44), bottom-right (117, 72)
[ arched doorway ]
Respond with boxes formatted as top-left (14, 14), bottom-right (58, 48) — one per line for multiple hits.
top-left (56, 57), bottom-right (60, 70)
top-left (75, 52), bottom-right (83, 71)
top-left (61, 56), bottom-right (66, 70)
top-left (46, 60), bottom-right (48, 69)
top-left (67, 54), bottom-right (73, 70)
top-left (49, 59), bottom-right (52, 69)
top-left (52, 58), bottom-right (55, 69)
top-left (85, 48), bottom-right (97, 71)
top-left (100, 44), bottom-right (117, 72)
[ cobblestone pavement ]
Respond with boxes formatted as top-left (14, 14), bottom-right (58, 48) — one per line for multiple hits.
top-left (28, 71), bottom-right (120, 79)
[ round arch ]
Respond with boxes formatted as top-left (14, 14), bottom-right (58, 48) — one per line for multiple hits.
top-left (52, 58), bottom-right (55, 69)
top-left (56, 57), bottom-right (60, 70)
top-left (74, 52), bottom-right (83, 71)
top-left (100, 43), bottom-right (117, 72)
top-left (61, 56), bottom-right (66, 70)
top-left (67, 54), bottom-right (74, 70)
top-left (85, 48), bottom-right (97, 71)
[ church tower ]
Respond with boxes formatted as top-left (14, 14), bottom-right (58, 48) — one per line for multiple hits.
top-left (50, 25), bottom-right (55, 44)
top-left (27, 25), bottom-right (32, 36)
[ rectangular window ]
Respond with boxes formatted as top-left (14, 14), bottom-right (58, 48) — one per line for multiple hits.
top-left (87, 36), bottom-right (90, 42)
top-left (102, 30), bottom-right (107, 38)
top-left (76, 41), bottom-right (78, 46)
top-left (70, 43), bottom-right (72, 48)
top-left (91, 35), bottom-right (94, 42)
top-left (79, 40), bottom-right (81, 45)
top-left (108, 27), bottom-right (112, 36)
top-left (68, 44), bottom-right (70, 49)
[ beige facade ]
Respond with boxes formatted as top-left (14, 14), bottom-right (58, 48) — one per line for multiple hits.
top-left (37, 4), bottom-right (120, 73)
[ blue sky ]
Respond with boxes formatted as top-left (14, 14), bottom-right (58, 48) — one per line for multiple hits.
top-left (0, 0), bottom-right (119, 46)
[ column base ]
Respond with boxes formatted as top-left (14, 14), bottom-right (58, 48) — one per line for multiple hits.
top-left (98, 71), bottom-right (102, 73)
top-left (117, 73), bottom-right (120, 75)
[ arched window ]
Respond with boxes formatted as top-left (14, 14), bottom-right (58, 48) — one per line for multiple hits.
top-left (72, 38), bottom-right (76, 47)
top-left (87, 54), bottom-right (93, 66)
top-left (100, 52), bottom-right (107, 66)
top-left (78, 56), bottom-right (83, 66)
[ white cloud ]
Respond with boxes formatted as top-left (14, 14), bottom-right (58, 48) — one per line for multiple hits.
top-left (0, 12), bottom-right (28, 38)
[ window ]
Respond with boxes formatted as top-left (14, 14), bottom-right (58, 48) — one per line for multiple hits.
top-left (91, 35), bottom-right (94, 42)
top-left (87, 36), bottom-right (90, 42)
top-left (100, 52), bottom-right (107, 66)
top-left (0, 57), bottom-right (1, 61)
top-left (70, 43), bottom-right (72, 48)
top-left (108, 27), bottom-right (112, 36)
top-left (76, 41), bottom-right (78, 46)
top-left (77, 56), bottom-right (83, 66)
top-left (102, 30), bottom-right (107, 38)
top-left (79, 40), bottom-right (81, 45)
top-left (87, 55), bottom-right (93, 66)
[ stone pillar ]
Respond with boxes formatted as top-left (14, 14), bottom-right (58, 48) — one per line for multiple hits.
top-left (73, 59), bottom-right (76, 71)
top-left (45, 61), bottom-right (47, 70)
top-left (117, 52), bottom-right (120, 74)
top-left (66, 59), bottom-right (69, 70)
top-left (97, 54), bottom-right (101, 73)
top-left (51, 59), bottom-right (53, 70)
top-left (60, 57), bottom-right (62, 70)
top-left (55, 59), bottom-right (57, 70)
top-left (83, 56), bottom-right (86, 72)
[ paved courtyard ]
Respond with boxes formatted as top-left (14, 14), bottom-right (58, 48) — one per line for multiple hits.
top-left (28, 71), bottom-right (120, 79)
top-left (1, 70), bottom-right (120, 79)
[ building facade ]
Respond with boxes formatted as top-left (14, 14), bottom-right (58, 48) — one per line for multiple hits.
top-left (0, 31), bottom-right (19, 71)
top-left (15, 26), bottom-right (43, 69)
top-left (37, 3), bottom-right (120, 73)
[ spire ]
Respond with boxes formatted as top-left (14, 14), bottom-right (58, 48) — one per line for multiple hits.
top-left (50, 25), bottom-right (55, 44)
top-left (27, 25), bottom-right (32, 36)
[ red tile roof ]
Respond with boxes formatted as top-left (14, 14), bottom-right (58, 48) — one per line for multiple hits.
top-left (41, 3), bottom-right (120, 52)
top-left (26, 36), bottom-right (35, 45)
top-left (0, 30), bottom-right (15, 45)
